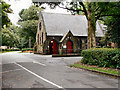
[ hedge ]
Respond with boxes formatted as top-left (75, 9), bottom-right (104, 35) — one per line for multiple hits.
top-left (22, 48), bottom-right (34, 52)
top-left (81, 48), bottom-right (120, 68)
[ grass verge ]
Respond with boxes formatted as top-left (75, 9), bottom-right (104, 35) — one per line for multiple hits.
top-left (1, 51), bottom-right (15, 53)
top-left (19, 51), bottom-right (33, 53)
top-left (71, 63), bottom-right (120, 76)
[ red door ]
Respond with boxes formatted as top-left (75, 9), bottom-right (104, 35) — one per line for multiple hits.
top-left (52, 40), bottom-right (57, 54)
top-left (67, 41), bottom-right (73, 53)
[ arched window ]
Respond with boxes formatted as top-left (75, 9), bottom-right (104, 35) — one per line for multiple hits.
top-left (38, 34), bottom-right (39, 44)
top-left (42, 32), bottom-right (43, 43)
top-left (80, 39), bottom-right (82, 49)
top-left (85, 40), bottom-right (87, 49)
top-left (40, 36), bottom-right (41, 44)
top-left (39, 22), bottom-right (41, 30)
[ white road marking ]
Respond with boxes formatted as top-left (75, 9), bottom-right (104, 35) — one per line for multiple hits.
top-left (33, 61), bottom-right (46, 66)
top-left (1, 69), bottom-right (22, 74)
top-left (52, 57), bottom-right (82, 60)
top-left (14, 63), bottom-right (63, 89)
top-left (52, 58), bottom-right (62, 59)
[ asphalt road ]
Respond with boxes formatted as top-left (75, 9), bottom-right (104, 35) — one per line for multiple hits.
top-left (1, 52), bottom-right (119, 89)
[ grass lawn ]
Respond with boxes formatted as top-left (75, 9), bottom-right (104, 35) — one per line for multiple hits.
top-left (71, 62), bottom-right (120, 76)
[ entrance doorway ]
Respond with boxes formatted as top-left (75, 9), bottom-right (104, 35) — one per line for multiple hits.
top-left (67, 40), bottom-right (73, 53)
top-left (49, 40), bottom-right (58, 54)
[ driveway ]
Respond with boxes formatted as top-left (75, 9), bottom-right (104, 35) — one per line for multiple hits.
top-left (1, 52), bottom-right (119, 89)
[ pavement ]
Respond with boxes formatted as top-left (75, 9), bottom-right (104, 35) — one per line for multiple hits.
top-left (0, 52), bottom-right (119, 89)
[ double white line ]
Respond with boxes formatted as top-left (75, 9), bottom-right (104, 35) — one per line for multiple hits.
top-left (14, 63), bottom-right (63, 89)
top-left (33, 61), bottom-right (46, 66)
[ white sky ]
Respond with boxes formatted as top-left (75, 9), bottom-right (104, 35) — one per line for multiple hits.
top-left (4, 0), bottom-right (70, 26)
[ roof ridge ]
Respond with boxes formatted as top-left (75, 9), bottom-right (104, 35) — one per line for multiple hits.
top-left (41, 11), bottom-right (85, 16)
top-left (40, 11), bottom-right (104, 37)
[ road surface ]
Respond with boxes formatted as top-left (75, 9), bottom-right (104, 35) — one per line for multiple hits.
top-left (1, 52), bottom-right (119, 89)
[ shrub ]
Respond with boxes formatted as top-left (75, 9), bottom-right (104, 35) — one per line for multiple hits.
top-left (4, 48), bottom-right (20, 51)
top-left (22, 48), bottom-right (34, 52)
top-left (81, 48), bottom-right (120, 68)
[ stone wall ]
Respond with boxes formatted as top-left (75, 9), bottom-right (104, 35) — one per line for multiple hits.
top-left (36, 12), bottom-right (47, 54)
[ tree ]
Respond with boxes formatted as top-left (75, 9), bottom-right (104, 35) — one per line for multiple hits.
top-left (0, 0), bottom-right (12, 27)
top-left (2, 24), bottom-right (29, 48)
top-left (60, 2), bottom-right (120, 48)
top-left (18, 20), bottom-right (38, 47)
top-left (0, 0), bottom-right (12, 47)
top-left (18, 5), bottom-right (42, 48)
top-left (104, 16), bottom-right (120, 48)
top-left (2, 25), bottom-right (20, 47)
top-left (33, 1), bottom-right (120, 49)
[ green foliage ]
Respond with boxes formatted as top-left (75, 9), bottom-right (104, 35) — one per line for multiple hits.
top-left (69, 2), bottom-right (120, 48)
top-left (81, 48), bottom-right (120, 68)
top-left (18, 5), bottom-right (42, 48)
top-left (98, 2), bottom-right (120, 48)
top-left (6, 48), bottom-right (20, 51)
top-left (19, 5), bottom-right (40, 21)
top-left (2, 48), bottom-right (20, 51)
top-left (17, 37), bottom-right (28, 49)
top-left (18, 20), bottom-right (38, 39)
top-left (96, 2), bottom-right (120, 20)
top-left (22, 48), bottom-right (34, 52)
top-left (71, 63), bottom-right (119, 75)
top-left (0, 0), bottom-right (12, 27)
top-left (68, 2), bottom-right (120, 20)
top-left (2, 24), bottom-right (28, 48)
top-left (2, 5), bottom-right (42, 48)
top-left (104, 16), bottom-right (120, 48)
top-left (2, 25), bottom-right (19, 47)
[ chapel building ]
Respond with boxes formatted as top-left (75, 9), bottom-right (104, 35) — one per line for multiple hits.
top-left (34, 12), bottom-right (104, 54)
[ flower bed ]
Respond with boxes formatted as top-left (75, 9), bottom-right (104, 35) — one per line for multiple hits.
top-left (23, 50), bottom-right (34, 53)
top-left (22, 48), bottom-right (34, 52)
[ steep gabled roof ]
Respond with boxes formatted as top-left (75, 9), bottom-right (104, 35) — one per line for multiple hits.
top-left (41, 12), bottom-right (104, 37)
top-left (60, 30), bottom-right (73, 43)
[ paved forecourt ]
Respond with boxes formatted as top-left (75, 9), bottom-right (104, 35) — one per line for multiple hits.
top-left (1, 52), bottom-right (118, 88)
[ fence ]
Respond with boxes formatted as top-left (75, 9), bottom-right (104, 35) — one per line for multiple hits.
top-left (46, 48), bottom-right (82, 55)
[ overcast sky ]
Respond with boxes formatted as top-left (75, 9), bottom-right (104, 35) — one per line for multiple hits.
top-left (4, 0), bottom-right (70, 25)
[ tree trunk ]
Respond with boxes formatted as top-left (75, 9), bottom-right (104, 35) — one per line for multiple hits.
top-left (118, 42), bottom-right (120, 48)
top-left (115, 42), bottom-right (120, 48)
top-left (87, 2), bottom-right (96, 49)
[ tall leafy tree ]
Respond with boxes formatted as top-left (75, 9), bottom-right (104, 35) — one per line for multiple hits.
top-left (18, 5), bottom-right (42, 48)
top-left (0, 0), bottom-right (12, 48)
top-left (61, 2), bottom-right (120, 48)
top-left (104, 16), bottom-right (120, 48)
top-left (0, 0), bottom-right (12, 27)
top-left (2, 24), bottom-right (28, 48)
top-left (2, 25), bottom-right (20, 47)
